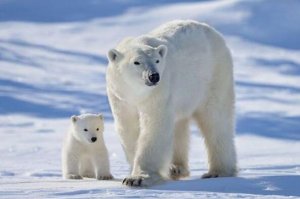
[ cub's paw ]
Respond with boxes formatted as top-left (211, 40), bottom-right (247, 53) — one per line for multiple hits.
top-left (65, 174), bottom-right (83, 180)
top-left (122, 174), bottom-right (163, 187)
top-left (97, 174), bottom-right (113, 180)
top-left (169, 165), bottom-right (190, 180)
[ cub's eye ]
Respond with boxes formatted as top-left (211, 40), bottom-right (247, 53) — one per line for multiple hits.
top-left (156, 60), bottom-right (159, 63)
top-left (96, 128), bottom-right (99, 131)
top-left (84, 128), bottom-right (88, 132)
top-left (134, 61), bottom-right (140, 65)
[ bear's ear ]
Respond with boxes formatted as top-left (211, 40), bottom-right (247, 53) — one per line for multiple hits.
top-left (107, 49), bottom-right (121, 62)
top-left (71, 115), bottom-right (78, 123)
top-left (157, 45), bottom-right (168, 58)
top-left (97, 114), bottom-right (103, 120)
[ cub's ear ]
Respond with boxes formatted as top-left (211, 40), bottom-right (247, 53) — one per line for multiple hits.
top-left (157, 45), bottom-right (168, 58)
top-left (97, 114), bottom-right (103, 120)
top-left (71, 115), bottom-right (78, 123)
top-left (107, 49), bottom-right (122, 62)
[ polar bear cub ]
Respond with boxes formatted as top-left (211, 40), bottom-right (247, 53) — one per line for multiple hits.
top-left (62, 113), bottom-right (113, 180)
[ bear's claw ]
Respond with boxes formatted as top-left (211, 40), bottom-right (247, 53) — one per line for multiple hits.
top-left (97, 174), bottom-right (113, 180)
top-left (201, 172), bottom-right (219, 178)
top-left (82, 173), bottom-right (95, 178)
top-left (66, 174), bottom-right (82, 180)
top-left (122, 174), bottom-right (163, 187)
top-left (169, 165), bottom-right (190, 180)
top-left (122, 176), bottom-right (144, 187)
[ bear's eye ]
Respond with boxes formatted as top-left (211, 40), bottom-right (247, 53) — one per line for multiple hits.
top-left (134, 61), bottom-right (140, 65)
top-left (156, 60), bottom-right (159, 63)
top-left (84, 128), bottom-right (88, 132)
top-left (96, 128), bottom-right (99, 131)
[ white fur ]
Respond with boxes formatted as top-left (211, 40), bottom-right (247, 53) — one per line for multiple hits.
top-left (106, 20), bottom-right (237, 186)
top-left (62, 114), bottom-right (112, 180)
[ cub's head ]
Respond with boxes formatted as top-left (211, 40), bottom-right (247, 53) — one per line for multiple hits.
top-left (107, 43), bottom-right (168, 87)
top-left (70, 113), bottom-right (104, 144)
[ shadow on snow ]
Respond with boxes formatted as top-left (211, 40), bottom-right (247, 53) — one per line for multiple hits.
top-left (0, 79), bottom-right (112, 120)
top-left (0, 39), bottom-right (108, 66)
top-left (237, 113), bottom-right (300, 140)
top-left (253, 58), bottom-right (300, 76)
top-left (216, 0), bottom-right (300, 49)
top-left (153, 174), bottom-right (300, 197)
top-left (0, 0), bottom-right (205, 23)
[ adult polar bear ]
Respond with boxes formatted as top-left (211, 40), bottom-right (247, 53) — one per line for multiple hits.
top-left (106, 20), bottom-right (237, 186)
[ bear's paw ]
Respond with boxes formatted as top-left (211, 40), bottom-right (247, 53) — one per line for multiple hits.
top-left (66, 174), bottom-right (83, 180)
top-left (122, 174), bottom-right (163, 187)
top-left (97, 174), bottom-right (113, 180)
top-left (169, 165), bottom-right (190, 180)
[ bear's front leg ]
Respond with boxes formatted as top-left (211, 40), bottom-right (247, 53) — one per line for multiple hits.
top-left (93, 154), bottom-right (113, 180)
top-left (107, 89), bottom-right (140, 167)
top-left (62, 152), bottom-right (82, 180)
top-left (123, 103), bottom-right (174, 187)
top-left (80, 159), bottom-right (95, 178)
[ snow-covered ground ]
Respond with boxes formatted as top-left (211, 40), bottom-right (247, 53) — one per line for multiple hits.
top-left (0, 0), bottom-right (300, 198)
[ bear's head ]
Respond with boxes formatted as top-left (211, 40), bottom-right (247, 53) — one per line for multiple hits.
top-left (107, 43), bottom-right (168, 88)
top-left (70, 114), bottom-right (104, 144)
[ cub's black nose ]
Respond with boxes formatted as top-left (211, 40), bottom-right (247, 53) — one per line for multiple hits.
top-left (91, 137), bottom-right (97, 142)
top-left (148, 73), bottom-right (160, 84)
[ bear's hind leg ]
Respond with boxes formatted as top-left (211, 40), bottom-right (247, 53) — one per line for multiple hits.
top-left (193, 100), bottom-right (237, 178)
top-left (169, 118), bottom-right (190, 180)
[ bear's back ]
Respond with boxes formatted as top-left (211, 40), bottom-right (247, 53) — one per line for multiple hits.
top-left (149, 20), bottom-right (208, 42)
top-left (117, 20), bottom-right (223, 55)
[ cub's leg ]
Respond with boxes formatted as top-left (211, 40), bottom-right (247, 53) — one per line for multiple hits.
top-left (93, 152), bottom-right (113, 180)
top-left (62, 152), bottom-right (82, 180)
top-left (80, 157), bottom-right (95, 178)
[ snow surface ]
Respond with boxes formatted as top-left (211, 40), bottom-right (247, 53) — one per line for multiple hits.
top-left (0, 0), bottom-right (300, 198)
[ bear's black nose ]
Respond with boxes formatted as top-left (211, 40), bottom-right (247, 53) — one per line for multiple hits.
top-left (148, 73), bottom-right (160, 84)
top-left (91, 137), bottom-right (97, 142)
